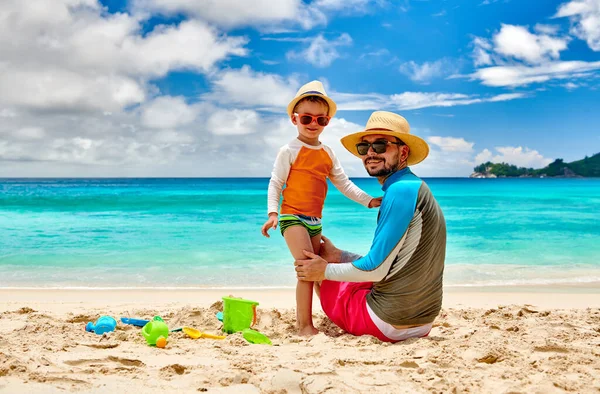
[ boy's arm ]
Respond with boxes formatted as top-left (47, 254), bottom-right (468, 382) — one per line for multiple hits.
top-left (324, 180), bottom-right (422, 282)
top-left (326, 148), bottom-right (373, 207)
top-left (267, 146), bottom-right (293, 215)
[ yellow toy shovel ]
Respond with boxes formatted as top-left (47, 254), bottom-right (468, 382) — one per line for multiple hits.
top-left (183, 326), bottom-right (226, 340)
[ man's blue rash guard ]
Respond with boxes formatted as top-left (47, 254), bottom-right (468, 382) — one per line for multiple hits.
top-left (325, 167), bottom-right (422, 282)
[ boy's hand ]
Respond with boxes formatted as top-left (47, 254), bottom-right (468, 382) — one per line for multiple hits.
top-left (368, 197), bottom-right (382, 208)
top-left (261, 213), bottom-right (278, 237)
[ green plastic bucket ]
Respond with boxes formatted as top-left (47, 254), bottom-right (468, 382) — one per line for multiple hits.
top-left (222, 297), bottom-right (259, 334)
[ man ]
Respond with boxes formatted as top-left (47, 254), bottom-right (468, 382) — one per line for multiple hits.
top-left (294, 111), bottom-right (446, 343)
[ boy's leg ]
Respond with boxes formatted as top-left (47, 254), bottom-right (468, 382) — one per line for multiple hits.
top-left (283, 226), bottom-right (318, 336)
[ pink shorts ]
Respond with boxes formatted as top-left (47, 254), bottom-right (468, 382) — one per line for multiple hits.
top-left (320, 280), bottom-right (431, 343)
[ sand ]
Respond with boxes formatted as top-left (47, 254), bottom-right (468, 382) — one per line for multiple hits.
top-left (0, 287), bottom-right (599, 393)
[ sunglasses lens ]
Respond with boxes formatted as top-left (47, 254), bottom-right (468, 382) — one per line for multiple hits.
top-left (299, 115), bottom-right (313, 125)
top-left (317, 116), bottom-right (329, 126)
top-left (356, 142), bottom-right (389, 155)
top-left (373, 142), bottom-right (387, 153)
top-left (356, 143), bottom-right (369, 155)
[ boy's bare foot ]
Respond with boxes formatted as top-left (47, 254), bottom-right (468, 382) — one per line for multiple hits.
top-left (297, 325), bottom-right (319, 336)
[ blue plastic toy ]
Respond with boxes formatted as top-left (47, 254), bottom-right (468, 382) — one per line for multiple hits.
top-left (86, 316), bottom-right (117, 335)
top-left (121, 317), bottom-right (150, 327)
top-left (216, 312), bottom-right (223, 322)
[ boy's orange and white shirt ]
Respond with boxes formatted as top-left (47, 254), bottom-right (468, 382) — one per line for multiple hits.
top-left (268, 138), bottom-right (373, 218)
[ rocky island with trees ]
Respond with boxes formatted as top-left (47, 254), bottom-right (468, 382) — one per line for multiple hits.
top-left (470, 152), bottom-right (600, 178)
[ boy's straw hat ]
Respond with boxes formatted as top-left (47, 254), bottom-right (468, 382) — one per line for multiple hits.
top-left (287, 80), bottom-right (337, 118)
top-left (340, 111), bottom-right (430, 166)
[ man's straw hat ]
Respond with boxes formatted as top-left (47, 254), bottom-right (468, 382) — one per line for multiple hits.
top-left (340, 111), bottom-right (429, 166)
top-left (287, 80), bottom-right (337, 118)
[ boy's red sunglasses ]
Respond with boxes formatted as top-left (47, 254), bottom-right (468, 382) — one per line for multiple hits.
top-left (294, 113), bottom-right (331, 126)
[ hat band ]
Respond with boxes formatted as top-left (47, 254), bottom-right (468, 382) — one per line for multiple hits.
top-left (301, 91), bottom-right (324, 96)
top-left (366, 127), bottom-right (408, 134)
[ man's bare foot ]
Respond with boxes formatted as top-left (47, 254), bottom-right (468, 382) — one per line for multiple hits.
top-left (297, 325), bottom-right (319, 336)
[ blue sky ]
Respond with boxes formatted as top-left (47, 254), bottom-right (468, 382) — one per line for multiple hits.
top-left (0, 0), bottom-right (598, 177)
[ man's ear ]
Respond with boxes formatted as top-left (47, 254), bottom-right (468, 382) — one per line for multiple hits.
top-left (401, 145), bottom-right (410, 162)
top-left (291, 114), bottom-right (297, 125)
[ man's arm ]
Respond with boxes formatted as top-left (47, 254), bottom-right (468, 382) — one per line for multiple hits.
top-left (325, 180), bottom-right (422, 282)
top-left (340, 251), bottom-right (363, 263)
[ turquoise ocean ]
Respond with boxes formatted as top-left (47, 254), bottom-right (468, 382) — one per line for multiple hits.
top-left (1, 177), bottom-right (599, 289)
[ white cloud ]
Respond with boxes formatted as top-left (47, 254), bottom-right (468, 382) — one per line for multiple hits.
top-left (124, 21), bottom-right (248, 76)
top-left (0, 131), bottom-right (189, 167)
top-left (493, 24), bottom-right (569, 64)
top-left (0, 106), bottom-right (269, 175)
top-left (359, 48), bottom-right (391, 59)
top-left (132, 0), bottom-right (387, 31)
top-left (287, 33), bottom-right (353, 67)
top-left (333, 90), bottom-right (526, 111)
top-left (472, 37), bottom-right (494, 66)
top-left (391, 92), bottom-right (478, 109)
top-left (428, 136), bottom-right (474, 152)
top-left (563, 82), bottom-right (579, 89)
top-left (131, 0), bottom-right (300, 28)
top-left (555, 0), bottom-right (600, 51)
top-left (313, 0), bottom-right (388, 11)
top-left (14, 127), bottom-right (46, 141)
top-left (474, 148), bottom-right (493, 164)
top-left (413, 136), bottom-right (479, 178)
top-left (0, 68), bottom-right (146, 112)
top-left (471, 61), bottom-right (600, 87)
top-left (151, 130), bottom-right (195, 144)
top-left (474, 146), bottom-right (553, 168)
top-left (0, 1), bottom-right (248, 112)
top-left (140, 96), bottom-right (201, 129)
top-left (535, 24), bottom-right (561, 35)
top-left (206, 110), bottom-right (261, 136)
top-left (205, 66), bottom-right (299, 111)
top-left (413, 143), bottom-right (553, 178)
top-left (399, 58), bottom-right (458, 83)
top-left (470, 8), bottom-right (600, 89)
top-left (390, 92), bottom-right (526, 110)
top-left (0, 108), bottom-right (17, 118)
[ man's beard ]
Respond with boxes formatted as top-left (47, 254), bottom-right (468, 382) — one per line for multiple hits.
top-left (364, 156), bottom-right (400, 177)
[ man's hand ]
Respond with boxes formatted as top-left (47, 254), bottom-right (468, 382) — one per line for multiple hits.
top-left (261, 213), bottom-right (278, 237)
top-left (368, 197), bottom-right (382, 208)
top-left (295, 250), bottom-right (328, 282)
top-left (318, 235), bottom-right (342, 263)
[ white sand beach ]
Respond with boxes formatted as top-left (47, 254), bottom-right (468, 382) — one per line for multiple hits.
top-left (1, 287), bottom-right (599, 393)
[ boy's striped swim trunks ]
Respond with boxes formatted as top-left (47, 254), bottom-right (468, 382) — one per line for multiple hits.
top-left (279, 214), bottom-right (322, 237)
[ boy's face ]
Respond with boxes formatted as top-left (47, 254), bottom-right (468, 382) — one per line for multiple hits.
top-left (291, 100), bottom-right (329, 141)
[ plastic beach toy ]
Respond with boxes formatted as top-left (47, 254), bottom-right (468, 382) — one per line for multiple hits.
top-left (85, 316), bottom-right (117, 335)
top-left (183, 326), bottom-right (226, 340)
top-left (120, 317), bottom-right (150, 327)
top-left (142, 316), bottom-right (169, 348)
top-left (242, 328), bottom-right (272, 345)
top-left (216, 312), bottom-right (223, 322)
top-left (221, 296), bottom-right (259, 334)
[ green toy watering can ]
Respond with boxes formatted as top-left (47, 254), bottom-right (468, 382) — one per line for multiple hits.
top-left (142, 316), bottom-right (169, 348)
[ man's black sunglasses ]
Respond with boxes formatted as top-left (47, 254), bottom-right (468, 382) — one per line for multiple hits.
top-left (355, 140), bottom-right (404, 155)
